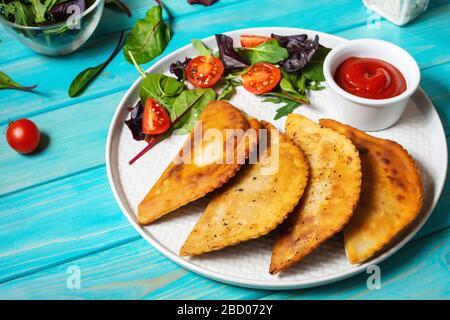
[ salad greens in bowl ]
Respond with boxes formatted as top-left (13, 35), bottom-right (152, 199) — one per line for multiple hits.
top-left (0, 0), bottom-right (104, 55)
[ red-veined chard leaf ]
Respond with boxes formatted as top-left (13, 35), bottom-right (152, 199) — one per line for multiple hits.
top-left (123, 4), bottom-right (171, 65)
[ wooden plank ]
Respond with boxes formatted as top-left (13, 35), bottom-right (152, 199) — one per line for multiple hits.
top-left (0, 228), bottom-right (447, 300)
top-left (0, 0), bottom-right (373, 123)
top-left (0, 166), bottom-right (138, 283)
top-left (261, 228), bottom-right (449, 300)
top-left (0, 237), bottom-right (268, 300)
top-left (0, 91), bottom-right (123, 195)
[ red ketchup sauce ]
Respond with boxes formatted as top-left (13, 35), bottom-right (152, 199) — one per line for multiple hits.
top-left (334, 57), bottom-right (407, 99)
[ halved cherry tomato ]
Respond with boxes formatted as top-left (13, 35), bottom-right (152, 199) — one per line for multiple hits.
top-left (186, 55), bottom-right (224, 88)
top-left (142, 98), bottom-right (171, 135)
top-left (240, 35), bottom-right (272, 48)
top-left (242, 62), bottom-right (281, 95)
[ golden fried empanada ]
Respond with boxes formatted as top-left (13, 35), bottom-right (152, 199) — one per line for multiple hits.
top-left (138, 101), bottom-right (259, 225)
top-left (320, 119), bottom-right (423, 264)
top-left (270, 115), bottom-right (361, 274)
top-left (180, 121), bottom-right (309, 256)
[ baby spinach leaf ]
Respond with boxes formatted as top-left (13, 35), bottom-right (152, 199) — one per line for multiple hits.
top-left (170, 88), bottom-right (212, 120)
top-left (301, 46), bottom-right (331, 83)
top-left (140, 73), bottom-right (184, 107)
top-left (123, 5), bottom-right (171, 65)
top-left (0, 71), bottom-right (37, 91)
top-left (238, 40), bottom-right (288, 64)
top-left (172, 88), bottom-right (216, 134)
top-left (192, 39), bottom-right (212, 56)
top-left (68, 31), bottom-right (124, 97)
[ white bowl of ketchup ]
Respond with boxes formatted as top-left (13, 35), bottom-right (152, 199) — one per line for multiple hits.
top-left (323, 38), bottom-right (420, 131)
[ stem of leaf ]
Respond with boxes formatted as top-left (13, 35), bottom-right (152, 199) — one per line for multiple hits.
top-left (128, 50), bottom-right (147, 79)
top-left (112, 0), bottom-right (132, 17)
top-left (11, 84), bottom-right (38, 92)
top-left (101, 30), bottom-right (125, 69)
top-left (128, 135), bottom-right (161, 165)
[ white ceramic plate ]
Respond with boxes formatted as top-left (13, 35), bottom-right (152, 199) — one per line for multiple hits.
top-left (106, 27), bottom-right (448, 290)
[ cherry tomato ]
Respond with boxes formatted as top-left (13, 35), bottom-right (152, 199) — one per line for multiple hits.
top-left (186, 55), bottom-right (224, 88)
top-left (142, 98), bottom-right (171, 135)
top-left (6, 118), bottom-right (41, 154)
top-left (242, 62), bottom-right (281, 95)
top-left (240, 35), bottom-right (272, 48)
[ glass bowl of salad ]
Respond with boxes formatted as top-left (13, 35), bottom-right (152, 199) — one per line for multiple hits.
top-left (0, 0), bottom-right (104, 56)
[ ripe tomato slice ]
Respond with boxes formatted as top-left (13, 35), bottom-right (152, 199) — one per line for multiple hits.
top-left (240, 35), bottom-right (272, 48)
top-left (186, 55), bottom-right (224, 88)
top-left (242, 62), bottom-right (281, 95)
top-left (142, 98), bottom-right (171, 135)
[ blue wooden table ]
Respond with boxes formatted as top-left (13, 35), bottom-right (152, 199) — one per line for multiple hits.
top-left (0, 0), bottom-right (449, 299)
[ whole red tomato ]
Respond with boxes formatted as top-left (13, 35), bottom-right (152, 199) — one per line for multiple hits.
top-left (6, 119), bottom-right (41, 154)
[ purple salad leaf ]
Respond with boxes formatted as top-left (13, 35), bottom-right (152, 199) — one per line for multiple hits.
top-left (169, 57), bottom-right (191, 81)
top-left (271, 34), bottom-right (308, 53)
top-left (124, 101), bottom-right (146, 141)
top-left (272, 34), bottom-right (319, 72)
top-left (187, 0), bottom-right (217, 6)
top-left (215, 34), bottom-right (248, 71)
top-left (50, 0), bottom-right (86, 22)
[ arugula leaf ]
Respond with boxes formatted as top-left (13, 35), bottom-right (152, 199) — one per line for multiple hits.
top-left (30, 0), bottom-right (47, 23)
top-left (68, 31), bottom-right (124, 97)
top-left (0, 71), bottom-right (37, 91)
top-left (224, 67), bottom-right (248, 80)
top-left (264, 90), bottom-right (309, 105)
top-left (123, 5), bottom-right (171, 65)
top-left (263, 96), bottom-right (301, 120)
top-left (2, 1), bottom-right (34, 26)
top-left (217, 79), bottom-right (240, 100)
top-left (238, 40), bottom-right (288, 64)
top-left (301, 46), bottom-right (331, 84)
top-left (192, 39), bottom-right (212, 56)
top-left (172, 88), bottom-right (216, 134)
